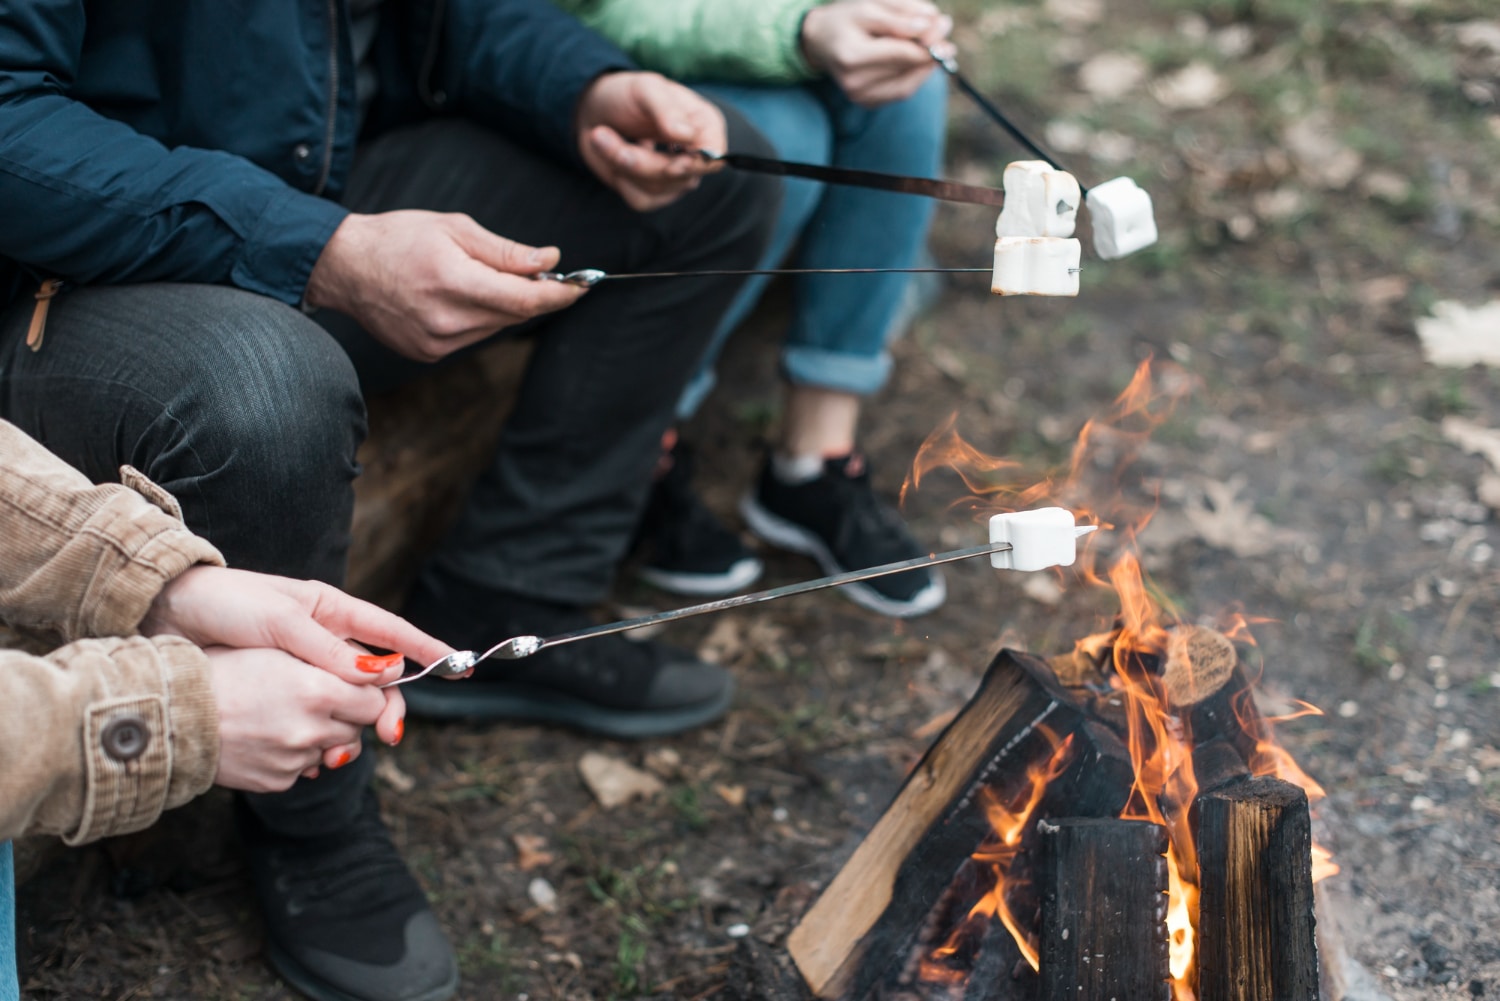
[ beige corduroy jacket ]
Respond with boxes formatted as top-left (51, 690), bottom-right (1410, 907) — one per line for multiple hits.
top-left (0, 420), bottom-right (225, 845)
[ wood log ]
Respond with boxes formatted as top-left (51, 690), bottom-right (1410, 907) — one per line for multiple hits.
top-left (1195, 776), bottom-right (1320, 1001)
top-left (1035, 818), bottom-right (1171, 1001)
top-left (962, 917), bottom-right (1035, 1001)
top-left (787, 650), bottom-right (1090, 1001)
top-left (1191, 735), bottom-right (1253, 796)
top-left (1161, 625), bottom-right (1237, 709)
top-left (346, 339), bottom-right (531, 606)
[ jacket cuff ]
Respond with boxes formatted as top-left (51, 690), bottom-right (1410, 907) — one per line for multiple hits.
top-left (76, 472), bottom-right (225, 639)
top-left (65, 637), bottom-right (217, 846)
top-left (233, 187), bottom-right (350, 307)
top-left (776, 0), bottom-right (821, 81)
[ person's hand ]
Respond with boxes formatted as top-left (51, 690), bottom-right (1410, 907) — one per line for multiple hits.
top-left (206, 647), bottom-right (394, 792)
top-left (800, 0), bottom-right (954, 107)
top-left (576, 71), bottom-right (726, 212)
top-left (304, 210), bottom-right (588, 362)
top-left (142, 566), bottom-right (461, 767)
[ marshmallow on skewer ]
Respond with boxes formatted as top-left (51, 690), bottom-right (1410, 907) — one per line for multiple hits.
top-left (988, 507), bottom-right (1097, 571)
top-left (996, 160), bottom-right (1082, 239)
top-left (992, 160), bottom-right (1083, 297)
top-left (1086, 176), bottom-right (1158, 260)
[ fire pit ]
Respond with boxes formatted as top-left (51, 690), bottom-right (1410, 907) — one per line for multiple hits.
top-left (783, 596), bottom-right (1333, 1001)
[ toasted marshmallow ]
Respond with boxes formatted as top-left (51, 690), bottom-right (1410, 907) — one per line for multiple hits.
top-left (992, 237), bottom-right (1081, 297)
top-left (997, 160), bottom-right (1082, 239)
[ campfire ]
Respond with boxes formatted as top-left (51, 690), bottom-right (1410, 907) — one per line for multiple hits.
top-left (786, 361), bottom-right (1337, 1001)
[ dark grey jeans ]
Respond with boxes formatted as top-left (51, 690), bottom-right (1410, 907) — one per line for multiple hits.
top-left (0, 112), bottom-right (777, 835)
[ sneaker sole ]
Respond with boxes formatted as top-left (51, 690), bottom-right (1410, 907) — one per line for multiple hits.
top-left (738, 493), bottom-right (947, 618)
top-left (638, 556), bottom-right (764, 597)
top-left (400, 678), bottom-right (736, 740)
top-left (267, 940), bottom-right (459, 1001)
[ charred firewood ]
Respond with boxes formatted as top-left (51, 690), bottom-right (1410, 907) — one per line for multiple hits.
top-left (1035, 817), bottom-right (1172, 1001)
top-left (1195, 776), bottom-right (1320, 1001)
top-left (788, 650), bottom-right (1094, 1000)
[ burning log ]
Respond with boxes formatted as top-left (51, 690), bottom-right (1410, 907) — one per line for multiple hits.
top-left (1191, 736), bottom-right (1253, 796)
top-left (788, 650), bottom-right (1118, 1000)
top-left (1035, 818), bottom-right (1171, 1001)
top-left (1195, 776), bottom-right (1320, 1001)
top-left (1160, 626), bottom-right (1268, 769)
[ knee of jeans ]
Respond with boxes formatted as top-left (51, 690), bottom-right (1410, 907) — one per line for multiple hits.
top-left (865, 73), bottom-right (948, 172)
top-left (187, 296), bottom-right (365, 488)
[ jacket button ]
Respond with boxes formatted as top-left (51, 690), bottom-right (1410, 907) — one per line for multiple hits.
top-left (101, 716), bottom-right (150, 762)
top-left (292, 143), bottom-right (313, 162)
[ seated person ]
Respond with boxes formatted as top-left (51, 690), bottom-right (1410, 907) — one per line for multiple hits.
top-left (560, 0), bottom-right (953, 617)
top-left (0, 419), bottom-right (447, 1000)
top-left (0, 3), bottom-right (777, 998)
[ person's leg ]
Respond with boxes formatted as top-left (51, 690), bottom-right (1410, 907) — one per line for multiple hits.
top-left (318, 113), bottom-right (780, 733)
top-left (739, 74), bottom-right (951, 618)
top-left (673, 82), bottom-right (831, 419)
top-left (1, 841), bottom-right (16, 1001)
top-left (0, 286), bottom-right (455, 1001)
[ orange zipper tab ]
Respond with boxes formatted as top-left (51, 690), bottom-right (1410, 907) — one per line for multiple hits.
top-left (27, 278), bottom-right (64, 352)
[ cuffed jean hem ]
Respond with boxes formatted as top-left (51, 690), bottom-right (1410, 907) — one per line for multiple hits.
top-left (781, 345), bottom-right (893, 397)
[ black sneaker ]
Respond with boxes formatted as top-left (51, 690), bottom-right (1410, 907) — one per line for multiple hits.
top-left (399, 574), bottom-right (735, 738)
top-left (739, 452), bottom-right (946, 618)
top-left (238, 789), bottom-right (458, 1001)
top-left (636, 440), bottom-right (763, 596)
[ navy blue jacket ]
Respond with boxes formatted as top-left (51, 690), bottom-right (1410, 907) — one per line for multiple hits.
top-left (0, 1), bottom-right (633, 310)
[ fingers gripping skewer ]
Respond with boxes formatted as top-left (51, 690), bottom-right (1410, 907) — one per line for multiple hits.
top-left (385, 509), bottom-right (1098, 686)
top-left (930, 46), bottom-right (1159, 260)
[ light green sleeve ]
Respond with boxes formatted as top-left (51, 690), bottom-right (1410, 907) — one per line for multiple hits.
top-left (556, 0), bottom-right (821, 85)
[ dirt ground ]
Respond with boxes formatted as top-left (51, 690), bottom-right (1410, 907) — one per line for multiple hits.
top-left (15, 1), bottom-right (1500, 999)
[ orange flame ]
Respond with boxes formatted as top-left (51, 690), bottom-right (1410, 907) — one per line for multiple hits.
top-left (907, 358), bottom-right (1336, 996)
top-left (919, 732), bottom-right (1076, 982)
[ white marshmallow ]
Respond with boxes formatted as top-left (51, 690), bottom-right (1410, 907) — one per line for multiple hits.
top-left (991, 237), bottom-right (1081, 297)
top-left (989, 507), bottom-right (1092, 571)
top-left (1086, 176), bottom-right (1158, 260)
top-left (997, 160), bottom-right (1081, 239)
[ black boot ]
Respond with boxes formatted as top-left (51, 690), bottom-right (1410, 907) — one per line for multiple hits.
top-left (400, 571), bottom-right (735, 738)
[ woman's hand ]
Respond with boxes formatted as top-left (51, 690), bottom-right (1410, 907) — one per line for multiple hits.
top-left (143, 566), bottom-right (459, 779)
top-left (206, 647), bottom-right (397, 792)
top-left (800, 0), bottom-right (954, 107)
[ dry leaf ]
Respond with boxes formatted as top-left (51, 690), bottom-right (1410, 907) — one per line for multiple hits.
top-left (1283, 112), bottom-right (1363, 189)
top-left (1359, 170), bottom-right (1412, 204)
top-left (374, 756), bottom-right (416, 794)
top-left (697, 616), bottom-right (743, 665)
top-left (577, 751), bottom-right (665, 809)
top-left (1415, 301), bottom-right (1500, 368)
top-left (1151, 61), bottom-right (1228, 110)
top-left (1044, 0), bottom-right (1103, 28)
top-left (1455, 20), bottom-right (1500, 54)
top-left (512, 834), bottom-right (555, 872)
top-left (527, 877), bottom-right (559, 912)
top-left (1358, 275), bottom-right (1410, 309)
top-left (1441, 417), bottom-right (1500, 469)
top-left (1078, 52), bottom-right (1148, 100)
top-left (714, 783), bottom-right (747, 807)
top-left (644, 746), bottom-right (683, 778)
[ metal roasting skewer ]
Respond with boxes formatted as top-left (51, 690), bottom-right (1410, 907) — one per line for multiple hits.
top-left (928, 46), bottom-right (1088, 194)
top-left (536, 266), bottom-right (1000, 288)
top-left (386, 538), bottom-right (1091, 686)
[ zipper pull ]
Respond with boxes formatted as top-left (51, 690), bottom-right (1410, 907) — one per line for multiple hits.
top-left (27, 278), bottom-right (64, 352)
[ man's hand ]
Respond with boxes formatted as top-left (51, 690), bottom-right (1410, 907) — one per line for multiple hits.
top-left (206, 646), bottom-right (395, 792)
top-left (304, 210), bottom-right (587, 362)
top-left (801, 0), bottom-right (955, 107)
top-left (577, 72), bottom-right (727, 212)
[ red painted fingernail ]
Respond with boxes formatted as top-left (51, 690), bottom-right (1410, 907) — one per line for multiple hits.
top-left (393, 718), bottom-right (405, 745)
top-left (332, 750), bottom-right (352, 769)
top-left (356, 652), bottom-right (405, 674)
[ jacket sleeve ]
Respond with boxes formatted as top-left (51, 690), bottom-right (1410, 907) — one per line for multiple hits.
top-left (0, 420), bottom-right (225, 642)
top-left (0, 2), bottom-right (349, 305)
top-left (556, 0), bottom-right (818, 85)
top-left (437, 0), bottom-right (638, 165)
top-left (0, 635), bottom-right (218, 845)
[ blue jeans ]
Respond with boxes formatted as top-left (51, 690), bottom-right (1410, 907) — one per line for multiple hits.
top-left (1, 842), bottom-right (16, 1001)
top-left (680, 72), bottom-right (947, 418)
